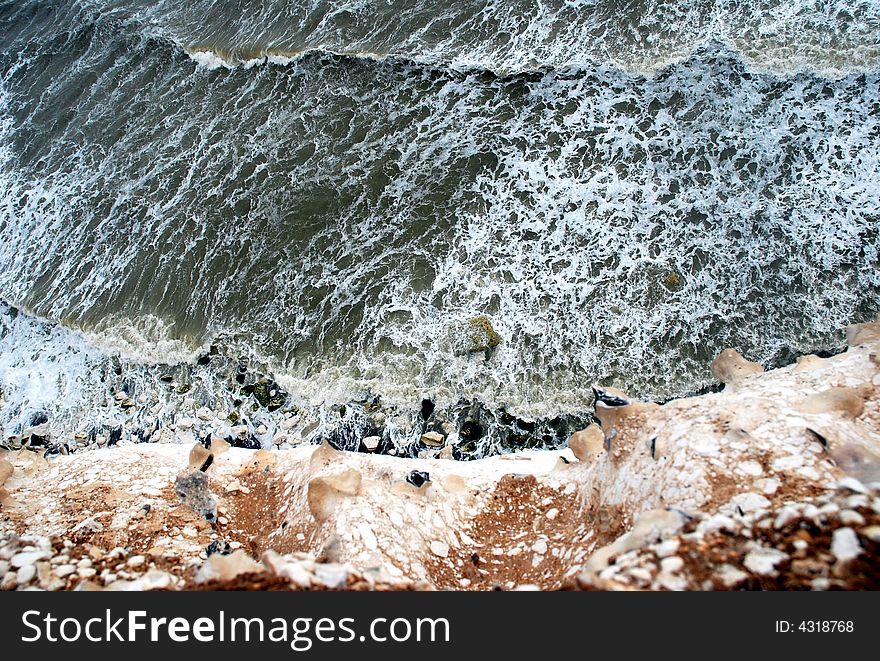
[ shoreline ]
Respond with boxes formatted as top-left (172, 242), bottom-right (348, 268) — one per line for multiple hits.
top-left (1, 315), bottom-right (878, 590)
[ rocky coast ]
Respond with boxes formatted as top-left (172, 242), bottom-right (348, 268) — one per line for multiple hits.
top-left (1, 316), bottom-right (879, 590)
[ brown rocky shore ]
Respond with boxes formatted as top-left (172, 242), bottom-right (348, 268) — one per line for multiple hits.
top-left (1, 317), bottom-right (879, 591)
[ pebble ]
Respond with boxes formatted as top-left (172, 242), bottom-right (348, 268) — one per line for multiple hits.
top-left (861, 526), bottom-right (880, 542)
top-left (0, 560), bottom-right (8, 575)
top-left (10, 551), bottom-right (49, 568)
top-left (830, 527), bottom-right (862, 563)
top-left (660, 556), bottom-right (684, 574)
top-left (54, 564), bottom-right (76, 578)
top-left (429, 541), bottom-right (449, 558)
top-left (743, 548), bottom-right (788, 575)
top-left (654, 539), bottom-right (680, 558)
top-left (127, 555), bottom-right (146, 568)
top-left (532, 540), bottom-right (548, 555)
top-left (545, 508), bottom-right (559, 520)
top-left (78, 567), bottom-right (97, 579)
top-left (839, 510), bottom-right (865, 527)
top-left (16, 564), bottom-right (36, 585)
top-left (715, 564), bottom-right (749, 588)
top-left (838, 477), bottom-right (868, 494)
top-left (2, 572), bottom-right (18, 590)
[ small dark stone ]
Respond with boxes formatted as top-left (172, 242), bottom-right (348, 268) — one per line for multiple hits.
top-left (241, 384), bottom-right (255, 396)
top-left (517, 418), bottom-right (536, 433)
top-left (197, 355), bottom-right (210, 366)
top-left (206, 540), bottom-right (232, 557)
top-left (267, 394), bottom-right (286, 412)
top-left (420, 398), bottom-right (435, 420)
top-left (209, 345), bottom-right (219, 356)
top-left (43, 443), bottom-right (66, 459)
top-left (107, 426), bottom-right (122, 447)
top-left (199, 454), bottom-right (214, 472)
top-left (176, 383), bottom-right (191, 395)
top-left (235, 372), bottom-right (246, 384)
top-left (460, 419), bottom-right (484, 441)
top-left (142, 503), bottom-right (151, 513)
top-left (592, 386), bottom-right (629, 408)
top-left (230, 435), bottom-right (261, 450)
top-left (226, 411), bottom-right (240, 425)
top-left (650, 436), bottom-right (657, 459)
top-left (253, 380), bottom-right (271, 407)
top-left (159, 374), bottom-right (174, 383)
top-left (406, 470), bottom-right (430, 488)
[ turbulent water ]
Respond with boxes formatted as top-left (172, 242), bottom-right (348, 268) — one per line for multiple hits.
top-left (0, 0), bottom-right (879, 452)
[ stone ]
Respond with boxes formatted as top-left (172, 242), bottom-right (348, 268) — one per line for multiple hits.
top-left (715, 564), bottom-right (749, 588)
top-left (568, 424), bottom-right (604, 462)
top-left (54, 564), bottom-right (76, 578)
top-left (188, 443), bottom-right (212, 471)
top-left (16, 564), bottom-right (36, 585)
top-left (830, 527), bottom-right (862, 563)
top-left (362, 436), bottom-right (380, 452)
top-left (429, 541), bottom-right (449, 558)
top-left (743, 548), bottom-right (788, 575)
top-left (195, 550), bottom-right (263, 584)
top-left (1, 571), bottom-right (17, 590)
top-left (711, 348), bottom-right (763, 386)
top-left (306, 469), bottom-right (362, 521)
top-left (451, 315), bottom-right (501, 354)
top-left (861, 526), bottom-right (880, 542)
top-left (174, 471), bottom-right (217, 522)
top-left (837, 476), bottom-right (868, 494)
top-left (313, 564), bottom-right (349, 589)
top-left (10, 550), bottom-right (49, 568)
top-left (127, 555), bottom-right (146, 568)
top-left (421, 431), bottom-right (444, 447)
top-left (800, 386), bottom-right (871, 419)
top-left (406, 470), bottom-right (430, 489)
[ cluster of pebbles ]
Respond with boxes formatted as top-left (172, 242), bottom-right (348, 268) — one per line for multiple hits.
top-left (573, 477), bottom-right (880, 590)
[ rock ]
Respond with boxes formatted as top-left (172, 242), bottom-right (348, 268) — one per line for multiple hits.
top-left (196, 407), bottom-right (213, 421)
top-left (715, 564), bottom-right (749, 588)
top-left (313, 563), bottom-right (349, 589)
top-left (176, 418), bottom-right (195, 431)
top-left (861, 526), bottom-right (880, 542)
top-left (10, 550), bottom-right (49, 568)
top-left (1, 571), bottom-right (17, 591)
top-left (195, 550), bottom-right (264, 584)
top-left (54, 564), bottom-right (76, 578)
top-left (16, 564), bottom-right (36, 585)
top-left (800, 386), bottom-right (870, 418)
top-left (429, 541), bottom-right (449, 558)
top-left (837, 476), bottom-right (869, 494)
top-left (206, 541), bottom-right (232, 557)
top-left (451, 315), bottom-right (501, 354)
top-left (711, 349), bottom-right (763, 386)
top-left (173, 471), bottom-right (217, 522)
top-left (127, 555), bottom-right (146, 568)
top-left (188, 443), bottom-right (212, 471)
top-left (306, 469), bottom-right (362, 521)
top-left (406, 470), bottom-right (430, 488)
top-left (421, 431), bottom-right (444, 447)
top-left (568, 424), bottom-right (604, 462)
top-left (362, 436), bottom-right (380, 452)
top-left (831, 527), bottom-right (862, 563)
top-left (743, 548), bottom-right (788, 575)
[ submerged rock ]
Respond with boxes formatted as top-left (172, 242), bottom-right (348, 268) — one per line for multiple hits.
top-left (450, 315), bottom-right (501, 355)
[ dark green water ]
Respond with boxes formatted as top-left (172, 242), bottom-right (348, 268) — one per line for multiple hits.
top-left (0, 0), bottom-right (878, 449)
